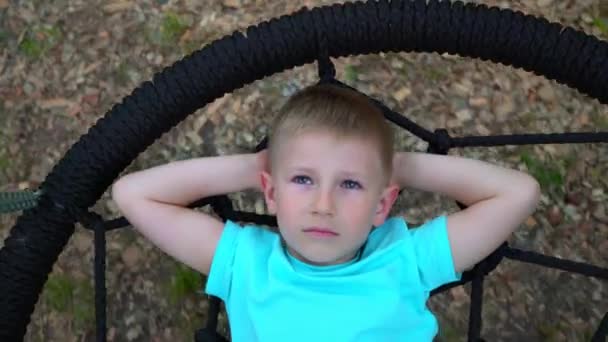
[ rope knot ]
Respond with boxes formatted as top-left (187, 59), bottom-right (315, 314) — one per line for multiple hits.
top-left (474, 242), bottom-right (509, 276)
top-left (428, 128), bottom-right (452, 155)
top-left (210, 195), bottom-right (236, 220)
top-left (315, 26), bottom-right (335, 83)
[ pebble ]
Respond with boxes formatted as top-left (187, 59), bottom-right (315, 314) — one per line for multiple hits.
top-left (475, 123), bottom-right (491, 135)
top-left (72, 233), bottom-right (90, 253)
top-left (564, 204), bottom-right (581, 222)
top-left (537, 84), bottom-right (556, 103)
top-left (121, 244), bottom-right (142, 269)
top-left (242, 132), bottom-right (254, 143)
top-left (126, 326), bottom-right (142, 341)
top-left (537, 0), bottom-right (553, 7)
top-left (451, 80), bottom-right (473, 97)
top-left (546, 205), bottom-right (562, 226)
top-left (23, 82), bottom-right (35, 95)
top-left (455, 108), bottom-right (473, 121)
top-left (125, 314), bottom-right (137, 326)
top-left (225, 113), bottom-right (236, 124)
top-left (469, 96), bottom-right (488, 108)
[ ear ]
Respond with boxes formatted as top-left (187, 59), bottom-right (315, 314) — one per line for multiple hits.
top-left (260, 170), bottom-right (277, 214)
top-left (372, 183), bottom-right (401, 227)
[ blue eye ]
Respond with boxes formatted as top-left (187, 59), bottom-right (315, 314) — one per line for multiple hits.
top-left (292, 175), bottom-right (311, 184)
top-left (343, 180), bottom-right (362, 189)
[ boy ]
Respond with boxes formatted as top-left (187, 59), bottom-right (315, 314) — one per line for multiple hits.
top-left (111, 83), bottom-right (541, 341)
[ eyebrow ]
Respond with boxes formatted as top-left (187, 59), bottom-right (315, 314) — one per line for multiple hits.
top-left (288, 166), bottom-right (365, 178)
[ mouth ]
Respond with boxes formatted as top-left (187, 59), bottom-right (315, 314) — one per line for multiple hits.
top-left (302, 227), bottom-right (339, 236)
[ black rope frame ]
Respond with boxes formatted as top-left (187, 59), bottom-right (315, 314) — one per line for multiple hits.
top-left (0, 0), bottom-right (607, 341)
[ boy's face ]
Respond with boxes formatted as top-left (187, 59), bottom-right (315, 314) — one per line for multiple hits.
top-left (260, 130), bottom-right (400, 266)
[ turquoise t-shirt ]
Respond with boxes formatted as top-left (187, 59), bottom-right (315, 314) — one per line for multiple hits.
top-left (205, 215), bottom-right (462, 341)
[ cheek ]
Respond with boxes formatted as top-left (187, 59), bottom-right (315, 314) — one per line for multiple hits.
top-left (275, 187), bottom-right (302, 214)
top-left (342, 195), bottom-right (377, 220)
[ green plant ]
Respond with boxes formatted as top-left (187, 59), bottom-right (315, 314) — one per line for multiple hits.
top-left (43, 274), bottom-right (95, 329)
top-left (592, 17), bottom-right (608, 36)
top-left (344, 64), bottom-right (358, 83)
top-left (44, 274), bottom-right (75, 312)
top-left (72, 280), bottom-right (95, 330)
top-left (520, 150), bottom-right (564, 194)
top-left (18, 25), bottom-right (62, 59)
top-left (115, 61), bottom-right (132, 86)
top-left (425, 66), bottom-right (447, 81)
top-left (436, 320), bottom-right (461, 342)
top-left (167, 263), bottom-right (203, 303)
top-left (537, 322), bottom-right (562, 341)
top-left (160, 11), bottom-right (189, 45)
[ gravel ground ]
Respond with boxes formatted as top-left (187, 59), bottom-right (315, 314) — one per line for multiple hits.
top-left (0, 0), bottom-right (607, 341)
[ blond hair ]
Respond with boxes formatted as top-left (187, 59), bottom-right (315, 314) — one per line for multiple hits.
top-left (268, 83), bottom-right (394, 185)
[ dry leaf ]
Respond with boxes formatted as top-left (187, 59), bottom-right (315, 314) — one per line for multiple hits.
top-left (525, 216), bottom-right (537, 228)
top-left (102, 1), bottom-right (134, 14)
top-left (222, 0), bottom-right (241, 8)
top-left (392, 86), bottom-right (411, 102)
top-left (38, 98), bottom-right (77, 109)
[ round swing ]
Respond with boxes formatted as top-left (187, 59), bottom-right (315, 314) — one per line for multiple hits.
top-left (1, 0), bottom-right (607, 341)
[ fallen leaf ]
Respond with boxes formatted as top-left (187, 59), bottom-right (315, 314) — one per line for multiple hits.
top-left (222, 0), bottom-right (241, 8)
top-left (38, 98), bottom-right (78, 109)
top-left (525, 216), bottom-right (537, 228)
top-left (83, 61), bottom-right (102, 75)
top-left (392, 86), bottom-right (411, 102)
top-left (102, 1), bottom-right (134, 14)
top-left (82, 92), bottom-right (100, 106)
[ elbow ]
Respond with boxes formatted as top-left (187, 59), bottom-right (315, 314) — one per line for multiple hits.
top-left (522, 175), bottom-right (542, 211)
top-left (111, 177), bottom-right (136, 205)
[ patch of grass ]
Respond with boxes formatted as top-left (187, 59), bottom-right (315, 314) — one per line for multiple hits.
top-left (592, 17), bottom-right (608, 36)
top-left (42, 274), bottom-right (95, 330)
top-left (44, 274), bottom-right (75, 312)
top-left (18, 25), bottom-right (62, 59)
top-left (436, 320), bottom-right (461, 342)
top-left (518, 111), bottom-right (537, 126)
top-left (115, 61), bottom-right (132, 86)
top-left (520, 150), bottom-right (564, 194)
top-left (580, 325), bottom-right (599, 341)
top-left (344, 64), bottom-right (359, 83)
top-left (425, 66), bottom-right (447, 81)
top-left (147, 11), bottom-right (190, 47)
top-left (72, 280), bottom-right (95, 330)
top-left (537, 322), bottom-right (563, 341)
top-left (161, 11), bottom-right (189, 43)
top-left (166, 263), bottom-right (204, 304)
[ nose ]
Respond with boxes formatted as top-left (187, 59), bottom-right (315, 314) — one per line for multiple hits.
top-left (312, 187), bottom-right (335, 216)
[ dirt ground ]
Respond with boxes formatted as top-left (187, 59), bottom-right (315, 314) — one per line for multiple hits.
top-left (1, 0), bottom-right (607, 341)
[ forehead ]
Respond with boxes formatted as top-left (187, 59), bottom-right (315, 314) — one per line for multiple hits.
top-left (278, 131), bottom-right (382, 175)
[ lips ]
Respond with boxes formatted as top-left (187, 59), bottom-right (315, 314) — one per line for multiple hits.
top-left (303, 227), bottom-right (338, 235)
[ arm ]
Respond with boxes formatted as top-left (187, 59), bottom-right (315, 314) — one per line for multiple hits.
top-left (111, 152), bottom-right (264, 275)
top-left (392, 152), bottom-right (541, 273)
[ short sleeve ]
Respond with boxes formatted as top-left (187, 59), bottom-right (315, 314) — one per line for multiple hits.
top-left (409, 215), bottom-right (462, 291)
top-left (204, 219), bottom-right (241, 301)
